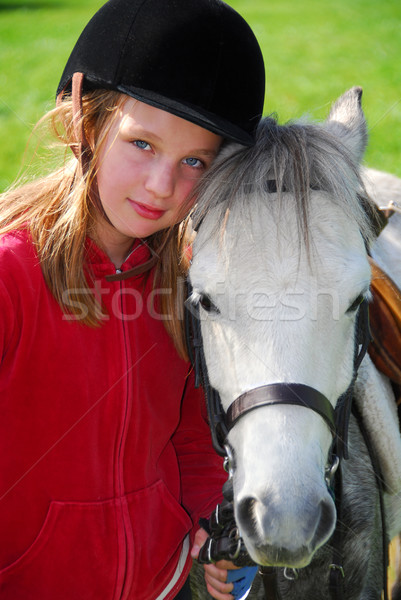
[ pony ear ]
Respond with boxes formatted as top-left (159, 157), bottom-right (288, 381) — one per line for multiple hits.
top-left (325, 86), bottom-right (368, 164)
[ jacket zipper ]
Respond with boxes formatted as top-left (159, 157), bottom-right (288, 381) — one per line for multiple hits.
top-left (116, 278), bottom-right (134, 599)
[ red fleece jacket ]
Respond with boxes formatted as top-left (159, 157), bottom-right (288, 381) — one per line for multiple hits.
top-left (0, 230), bottom-right (225, 600)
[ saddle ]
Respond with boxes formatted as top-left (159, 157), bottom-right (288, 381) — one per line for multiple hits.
top-left (368, 257), bottom-right (401, 407)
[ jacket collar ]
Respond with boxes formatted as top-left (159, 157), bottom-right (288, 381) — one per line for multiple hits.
top-left (85, 237), bottom-right (154, 279)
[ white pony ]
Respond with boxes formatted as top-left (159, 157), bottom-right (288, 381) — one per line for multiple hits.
top-left (188, 88), bottom-right (401, 600)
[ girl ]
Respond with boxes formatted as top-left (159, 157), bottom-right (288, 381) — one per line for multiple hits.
top-left (0, 1), bottom-right (265, 599)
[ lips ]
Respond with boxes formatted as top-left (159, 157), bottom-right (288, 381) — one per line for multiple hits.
top-left (128, 198), bottom-right (166, 220)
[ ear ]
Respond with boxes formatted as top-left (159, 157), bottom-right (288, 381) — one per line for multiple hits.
top-left (325, 86), bottom-right (368, 164)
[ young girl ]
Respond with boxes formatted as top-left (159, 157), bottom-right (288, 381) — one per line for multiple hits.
top-left (0, 1), bottom-right (265, 599)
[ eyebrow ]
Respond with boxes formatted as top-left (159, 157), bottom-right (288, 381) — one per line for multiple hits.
top-left (192, 148), bottom-right (219, 158)
top-left (131, 128), bottom-right (162, 143)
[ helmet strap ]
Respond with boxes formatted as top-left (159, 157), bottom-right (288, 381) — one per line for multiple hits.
top-left (56, 72), bottom-right (90, 164)
top-left (71, 72), bottom-right (90, 152)
top-left (57, 73), bottom-right (114, 226)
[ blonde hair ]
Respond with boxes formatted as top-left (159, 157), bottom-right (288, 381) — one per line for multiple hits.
top-left (0, 90), bottom-right (191, 358)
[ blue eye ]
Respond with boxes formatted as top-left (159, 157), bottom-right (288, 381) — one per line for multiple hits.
top-left (133, 140), bottom-right (150, 150)
top-left (184, 157), bottom-right (203, 168)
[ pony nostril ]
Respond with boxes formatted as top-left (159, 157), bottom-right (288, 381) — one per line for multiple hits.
top-left (311, 498), bottom-right (336, 549)
top-left (237, 496), bottom-right (257, 535)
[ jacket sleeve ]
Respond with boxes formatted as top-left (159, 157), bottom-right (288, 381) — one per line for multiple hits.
top-left (171, 370), bottom-right (226, 530)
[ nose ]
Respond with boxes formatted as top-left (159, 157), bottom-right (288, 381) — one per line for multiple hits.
top-left (144, 159), bottom-right (175, 198)
top-left (237, 492), bottom-right (336, 558)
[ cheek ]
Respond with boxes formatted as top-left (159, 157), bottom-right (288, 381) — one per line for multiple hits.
top-left (174, 178), bottom-right (198, 211)
top-left (97, 156), bottom-right (139, 200)
top-left (96, 151), bottom-right (121, 198)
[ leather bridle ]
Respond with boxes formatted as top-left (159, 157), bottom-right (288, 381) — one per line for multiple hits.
top-left (185, 286), bottom-right (370, 461)
top-left (184, 191), bottom-right (391, 599)
top-left (185, 285), bottom-right (389, 600)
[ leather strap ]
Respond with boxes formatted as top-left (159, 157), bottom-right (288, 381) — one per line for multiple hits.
top-left (197, 499), bottom-right (255, 566)
top-left (56, 72), bottom-right (90, 162)
top-left (328, 463), bottom-right (345, 600)
top-left (227, 383), bottom-right (336, 436)
top-left (105, 229), bottom-right (175, 281)
top-left (259, 567), bottom-right (280, 600)
top-left (71, 72), bottom-right (90, 152)
top-left (105, 255), bottom-right (159, 281)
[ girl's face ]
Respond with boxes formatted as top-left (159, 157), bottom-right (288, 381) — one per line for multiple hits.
top-left (95, 98), bottom-right (222, 264)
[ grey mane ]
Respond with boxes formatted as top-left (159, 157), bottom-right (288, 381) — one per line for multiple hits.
top-left (193, 115), bottom-right (380, 248)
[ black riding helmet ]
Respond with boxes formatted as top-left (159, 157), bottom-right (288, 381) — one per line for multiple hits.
top-left (57, 0), bottom-right (265, 146)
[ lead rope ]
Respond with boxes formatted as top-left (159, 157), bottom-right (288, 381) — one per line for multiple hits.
top-left (328, 462), bottom-right (345, 600)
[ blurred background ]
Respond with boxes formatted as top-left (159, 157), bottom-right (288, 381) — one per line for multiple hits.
top-left (0, 0), bottom-right (400, 192)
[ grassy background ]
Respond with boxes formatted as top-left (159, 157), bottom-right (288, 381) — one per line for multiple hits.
top-left (0, 0), bottom-right (400, 192)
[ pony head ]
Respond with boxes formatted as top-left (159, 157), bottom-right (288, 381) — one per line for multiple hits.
top-left (188, 88), bottom-right (379, 567)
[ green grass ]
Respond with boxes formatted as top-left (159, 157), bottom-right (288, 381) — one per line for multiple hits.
top-left (237, 0), bottom-right (401, 177)
top-left (0, 0), bottom-right (104, 190)
top-left (0, 0), bottom-right (400, 192)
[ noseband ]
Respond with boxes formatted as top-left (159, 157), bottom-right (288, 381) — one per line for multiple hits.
top-left (227, 383), bottom-right (335, 437)
top-left (185, 286), bottom-right (371, 461)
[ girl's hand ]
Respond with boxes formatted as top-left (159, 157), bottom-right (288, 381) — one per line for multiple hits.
top-left (191, 528), bottom-right (258, 599)
top-left (191, 528), bottom-right (238, 600)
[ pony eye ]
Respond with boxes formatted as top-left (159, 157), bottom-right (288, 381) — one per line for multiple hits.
top-left (199, 294), bottom-right (220, 314)
top-left (347, 294), bottom-right (364, 314)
